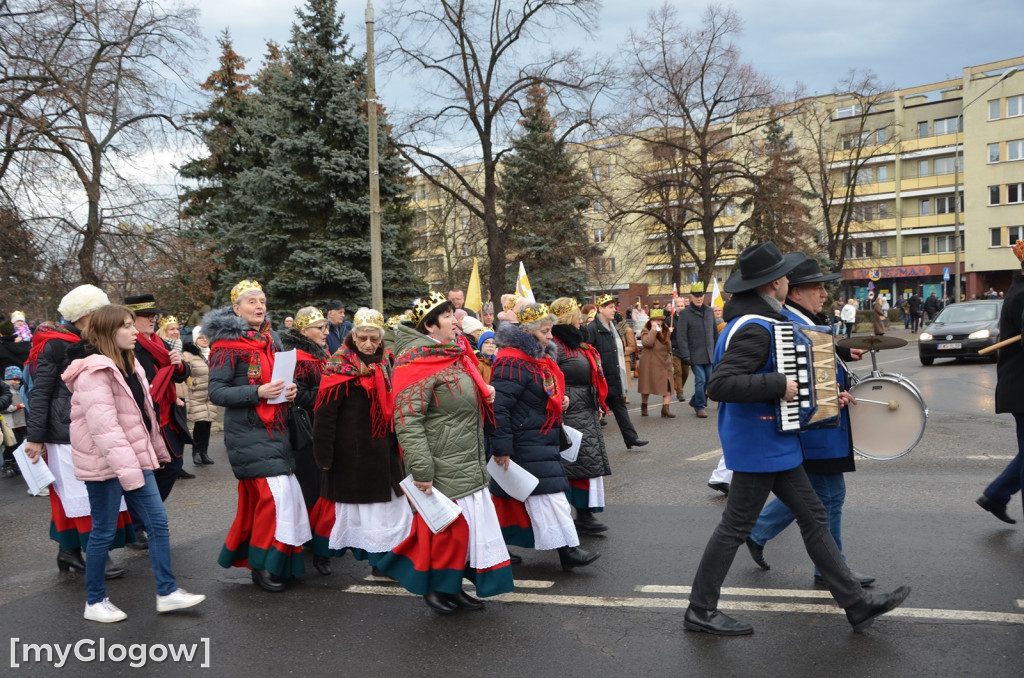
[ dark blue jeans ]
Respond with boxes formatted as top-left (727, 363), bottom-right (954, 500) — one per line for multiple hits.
top-left (689, 364), bottom-right (713, 411)
top-left (983, 413), bottom-right (1024, 510)
top-left (85, 471), bottom-right (176, 604)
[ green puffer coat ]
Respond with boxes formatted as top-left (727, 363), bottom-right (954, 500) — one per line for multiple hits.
top-left (392, 324), bottom-right (489, 500)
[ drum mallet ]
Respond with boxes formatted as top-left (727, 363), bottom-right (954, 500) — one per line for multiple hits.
top-left (978, 335), bottom-right (1020, 356)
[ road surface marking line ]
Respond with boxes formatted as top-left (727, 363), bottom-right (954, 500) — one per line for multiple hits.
top-left (1017, 599), bottom-right (1024, 608)
top-left (361, 577), bottom-right (554, 589)
top-left (344, 587), bottom-right (1024, 624)
top-left (636, 585), bottom-right (832, 599)
top-left (685, 449), bottom-right (724, 462)
top-left (962, 455), bottom-right (1015, 460)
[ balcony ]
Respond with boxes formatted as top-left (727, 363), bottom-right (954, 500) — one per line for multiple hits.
top-left (901, 132), bottom-right (958, 154)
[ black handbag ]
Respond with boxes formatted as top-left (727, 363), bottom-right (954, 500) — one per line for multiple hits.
top-left (288, 405), bottom-right (313, 450)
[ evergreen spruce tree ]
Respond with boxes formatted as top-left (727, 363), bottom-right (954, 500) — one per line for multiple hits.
top-left (499, 85), bottom-right (599, 300)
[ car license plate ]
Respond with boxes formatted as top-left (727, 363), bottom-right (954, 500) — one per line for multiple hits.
top-left (937, 342), bottom-right (962, 350)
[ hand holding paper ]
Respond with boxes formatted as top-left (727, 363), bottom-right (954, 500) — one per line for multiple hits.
top-left (266, 349), bottom-right (296, 404)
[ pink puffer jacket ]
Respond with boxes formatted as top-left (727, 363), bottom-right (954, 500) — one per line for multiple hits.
top-left (63, 354), bottom-right (171, 491)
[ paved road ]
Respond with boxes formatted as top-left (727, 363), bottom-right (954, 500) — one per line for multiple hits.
top-left (2, 340), bottom-right (1021, 677)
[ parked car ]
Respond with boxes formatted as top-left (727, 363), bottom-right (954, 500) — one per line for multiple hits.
top-left (918, 300), bottom-right (1001, 365)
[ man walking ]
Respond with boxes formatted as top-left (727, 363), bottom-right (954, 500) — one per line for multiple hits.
top-left (675, 283), bottom-right (717, 419)
top-left (669, 297), bottom-right (690, 403)
top-left (588, 295), bottom-right (647, 451)
top-left (325, 301), bottom-right (352, 354)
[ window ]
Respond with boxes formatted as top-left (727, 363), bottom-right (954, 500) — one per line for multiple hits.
top-left (918, 159), bottom-right (930, 178)
top-left (592, 166), bottom-right (603, 182)
top-left (875, 128), bottom-right (887, 144)
top-left (593, 228), bottom-right (605, 243)
top-left (917, 121), bottom-right (929, 138)
top-left (936, 235), bottom-right (955, 254)
top-left (1008, 140), bottom-right (1024, 161)
top-left (920, 236), bottom-right (930, 254)
top-left (936, 196), bottom-right (960, 215)
top-left (724, 202), bottom-right (735, 217)
top-left (593, 257), bottom-right (616, 274)
top-left (989, 143), bottom-right (1001, 163)
top-left (592, 199), bottom-right (605, 213)
top-left (990, 99), bottom-right (1001, 120)
top-left (934, 156), bottom-right (960, 175)
top-left (1010, 226), bottom-right (1024, 244)
top-left (834, 103), bottom-right (862, 119)
top-left (919, 198), bottom-right (931, 216)
top-left (460, 217), bottom-right (470, 231)
top-left (876, 165), bottom-right (889, 181)
top-left (461, 243), bottom-right (471, 256)
top-left (991, 186), bottom-right (1001, 205)
top-left (1009, 95), bottom-right (1024, 118)
top-left (991, 228), bottom-right (1002, 247)
top-left (933, 117), bottom-right (961, 135)
top-left (878, 202), bottom-right (889, 218)
top-left (1009, 183), bottom-right (1024, 204)
top-left (878, 239), bottom-right (888, 257)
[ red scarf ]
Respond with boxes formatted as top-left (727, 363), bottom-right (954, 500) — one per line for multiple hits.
top-left (553, 337), bottom-right (609, 413)
top-left (392, 339), bottom-right (494, 428)
top-left (315, 345), bottom-right (395, 438)
top-left (134, 332), bottom-right (179, 430)
top-left (25, 322), bottom-right (79, 377)
top-left (294, 349), bottom-right (325, 384)
top-left (492, 346), bottom-right (566, 434)
top-left (210, 322), bottom-right (286, 437)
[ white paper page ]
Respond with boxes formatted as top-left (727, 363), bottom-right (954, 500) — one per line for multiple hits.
top-left (267, 349), bottom-right (297, 404)
top-left (14, 442), bottom-right (56, 495)
top-left (399, 475), bottom-right (462, 534)
top-left (561, 425), bottom-right (583, 463)
top-left (486, 457), bottom-right (539, 502)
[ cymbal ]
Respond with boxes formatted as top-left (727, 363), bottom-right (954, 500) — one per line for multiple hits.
top-left (837, 335), bottom-right (909, 351)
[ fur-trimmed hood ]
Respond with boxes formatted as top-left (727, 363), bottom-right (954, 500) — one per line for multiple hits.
top-left (495, 322), bottom-right (554, 360)
top-left (280, 328), bottom-right (328, 360)
top-left (199, 306), bottom-right (283, 348)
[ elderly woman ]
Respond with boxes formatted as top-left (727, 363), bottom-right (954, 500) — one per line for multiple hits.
top-left (489, 303), bottom-right (600, 571)
top-left (280, 306), bottom-right (329, 513)
top-left (375, 292), bottom-right (513, 615)
top-left (308, 308), bottom-right (410, 576)
top-left (549, 298), bottom-right (612, 536)
top-left (638, 308), bottom-right (676, 418)
top-left (203, 280), bottom-right (305, 593)
top-left (182, 327), bottom-right (217, 466)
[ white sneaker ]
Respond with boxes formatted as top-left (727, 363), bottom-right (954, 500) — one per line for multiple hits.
top-left (156, 588), bottom-right (206, 613)
top-left (29, 487), bottom-right (50, 496)
top-left (84, 598), bottom-right (127, 623)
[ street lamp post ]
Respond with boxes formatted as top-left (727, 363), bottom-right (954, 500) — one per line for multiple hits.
top-left (366, 0), bottom-right (383, 311)
top-left (953, 66), bottom-right (1018, 302)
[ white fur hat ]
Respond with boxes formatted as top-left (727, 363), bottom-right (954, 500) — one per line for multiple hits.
top-left (58, 284), bottom-right (110, 323)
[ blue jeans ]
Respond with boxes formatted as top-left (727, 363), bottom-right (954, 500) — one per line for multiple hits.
top-left (749, 471), bottom-right (847, 575)
top-left (86, 471), bottom-right (176, 604)
top-left (689, 363), bottom-right (713, 410)
top-left (983, 413), bottom-right (1024, 509)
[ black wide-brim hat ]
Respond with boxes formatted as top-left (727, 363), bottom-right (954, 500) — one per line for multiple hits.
top-left (723, 242), bottom-right (807, 294)
top-left (123, 293), bottom-right (167, 315)
top-left (787, 258), bottom-right (841, 287)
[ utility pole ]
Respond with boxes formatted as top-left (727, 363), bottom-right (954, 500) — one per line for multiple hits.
top-left (366, 0), bottom-right (383, 311)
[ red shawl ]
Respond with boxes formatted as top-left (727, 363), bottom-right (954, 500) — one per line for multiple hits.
top-left (315, 345), bottom-right (395, 439)
top-left (25, 321), bottom-right (79, 377)
top-left (135, 332), bottom-right (180, 430)
top-left (553, 337), bottom-right (609, 413)
top-left (392, 339), bottom-right (494, 428)
top-left (492, 346), bottom-right (566, 434)
top-left (210, 322), bottom-right (286, 437)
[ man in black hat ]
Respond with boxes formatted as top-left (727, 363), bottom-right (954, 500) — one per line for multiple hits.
top-left (683, 243), bottom-right (910, 636)
top-left (325, 301), bottom-right (352, 355)
top-left (742, 259), bottom-right (875, 587)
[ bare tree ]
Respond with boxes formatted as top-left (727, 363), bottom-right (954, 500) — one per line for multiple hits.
top-left (0, 0), bottom-right (201, 285)
top-left (379, 0), bottom-right (605, 301)
top-left (611, 3), bottom-right (782, 284)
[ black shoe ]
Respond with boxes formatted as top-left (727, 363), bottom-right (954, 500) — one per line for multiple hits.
top-left (708, 482), bottom-right (729, 496)
top-left (626, 439), bottom-right (649, 450)
top-left (447, 590), bottom-right (485, 611)
top-left (814, 572), bottom-right (875, 587)
top-left (557, 546), bottom-right (600, 571)
top-left (600, 418), bottom-right (607, 427)
top-left (178, 469), bottom-right (196, 480)
top-left (683, 605), bottom-right (753, 636)
top-left (193, 452), bottom-right (203, 465)
top-left (200, 452), bottom-right (215, 465)
top-left (251, 569), bottom-right (286, 592)
top-left (845, 585), bottom-right (911, 631)
top-left (976, 495), bottom-right (1017, 524)
top-left (104, 560), bottom-right (128, 580)
top-left (57, 549), bottom-right (86, 573)
top-left (677, 394), bottom-right (685, 402)
top-left (574, 509), bottom-right (608, 535)
top-left (127, 527), bottom-right (149, 550)
top-left (508, 553), bottom-right (522, 565)
top-left (745, 538), bottom-right (770, 570)
top-left (313, 555), bottom-right (332, 576)
top-left (423, 590), bottom-right (458, 615)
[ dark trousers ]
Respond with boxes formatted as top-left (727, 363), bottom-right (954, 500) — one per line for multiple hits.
top-left (606, 393), bottom-right (640, 446)
top-left (690, 466), bottom-right (863, 611)
top-left (191, 421), bottom-right (212, 458)
top-left (984, 412), bottom-right (1024, 510)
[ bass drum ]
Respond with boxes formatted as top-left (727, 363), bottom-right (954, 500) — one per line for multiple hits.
top-left (848, 375), bottom-right (928, 460)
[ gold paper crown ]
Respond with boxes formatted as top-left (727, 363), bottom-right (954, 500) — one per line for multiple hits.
top-left (412, 291), bottom-right (448, 327)
top-left (596, 293), bottom-right (615, 307)
top-left (1013, 240), bottom-right (1024, 263)
top-left (386, 313), bottom-right (411, 329)
top-left (549, 298), bottom-right (579, 318)
top-left (293, 308), bottom-right (325, 331)
top-left (587, 309), bottom-right (597, 320)
top-left (517, 303), bottom-right (553, 325)
top-left (650, 308), bottom-right (666, 319)
top-left (690, 282), bottom-right (705, 294)
top-left (158, 315), bottom-right (179, 329)
top-left (10, 310), bottom-right (26, 323)
top-left (231, 279), bottom-right (263, 304)
top-left (353, 308), bottom-right (385, 331)
top-left (502, 294), bottom-right (523, 311)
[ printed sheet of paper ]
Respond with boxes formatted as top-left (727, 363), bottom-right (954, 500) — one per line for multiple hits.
top-left (267, 349), bottom-right (296, 404)
top-left (399, 475), bottom-right (462, 534)
top-left (486, 457), bottom-right (539, 502)
top-left (560, 425), bottom-right (583, 463)
top-left (15, 442), bottom-right (56, 496)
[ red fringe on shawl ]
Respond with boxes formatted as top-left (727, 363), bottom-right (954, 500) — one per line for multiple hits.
top-left (553, 338), bottom-right (610, 413)
top-left (491, 347), bottom-right (566, 433)
top-left (314, 346), bottom-right (394, 438)
top-left (392, 343), bottom-right (494, 430)
top-left (209, 339), bottom-right (287, 437)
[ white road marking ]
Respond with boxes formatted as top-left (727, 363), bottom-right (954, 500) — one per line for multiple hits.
top-left (636, 585), bottom-right (832, 599)
top-left (685, 449), bottom-right (724, 462)
top-left (344, 584), bottom-right (1024, 625)
top-left (360, 577), bottom-right (554, 589)
top-left (961, 455), bottom-right (1016, 460)
top-left (1017, 599), bottom-right (1024, 608)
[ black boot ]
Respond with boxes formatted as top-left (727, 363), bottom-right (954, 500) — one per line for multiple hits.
top-left (57, 548), bottom-right (86, 573)
top-left (200, 451), bottom-right (214, 465)
top-left (574, 508), bottom-right (608, 535)
top-left (557, 546), bottom-right (600, 571)
top-left (446, 590), bottom-right (485, 611)
top-left (313, 555), bottom-right (332, 576)
top-left (193, 451), bottom-right (203, 465)
top-left (423, 590), bottom-right (458, 615)
top-left (251, 569), bottom-right (286, 592)
top-left (745, 537), bottom-right (770, 570)
top-left (104, 557), bottom-right (127, 580)
top-left (845, 586), bottom-right (912, 631)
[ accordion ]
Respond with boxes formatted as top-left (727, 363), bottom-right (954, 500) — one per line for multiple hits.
top-left (773, 323), bottom-right (840, 432)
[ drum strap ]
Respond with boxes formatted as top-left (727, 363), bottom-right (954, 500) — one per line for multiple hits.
top-left (722, 314), bottom-right (778, 352)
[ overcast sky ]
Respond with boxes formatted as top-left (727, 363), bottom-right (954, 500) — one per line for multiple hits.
top-left (193, 0), bottom-right (1023, 107)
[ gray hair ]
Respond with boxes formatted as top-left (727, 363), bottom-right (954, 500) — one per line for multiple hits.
top-left (519, 303), bottom-right (555, 333)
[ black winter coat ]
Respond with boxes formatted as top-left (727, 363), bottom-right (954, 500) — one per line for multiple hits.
top-left (586, 317), bottom-right (625, 397)
top-left (706, 293), bottom-right (790, 405)
top-left (26, 328), bottom-right (84, 444)
top-left (279, 329), bottom-right (327, 509)
top-left (674, 304), bottom-right (718, 365)
top-left (996, 272), bottom-right (1024, 414)
top-left (0, 378), bottom-right (11, 412)
top-left (551, 324), bottom-right (610, 480)
top-left (488, 324), bottom-right (570, 498)
top-left (135, 336), bottom-right (193, 447)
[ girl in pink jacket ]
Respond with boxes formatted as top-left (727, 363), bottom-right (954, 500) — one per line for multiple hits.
top-left (63, 305), bottom-right (206, 623)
